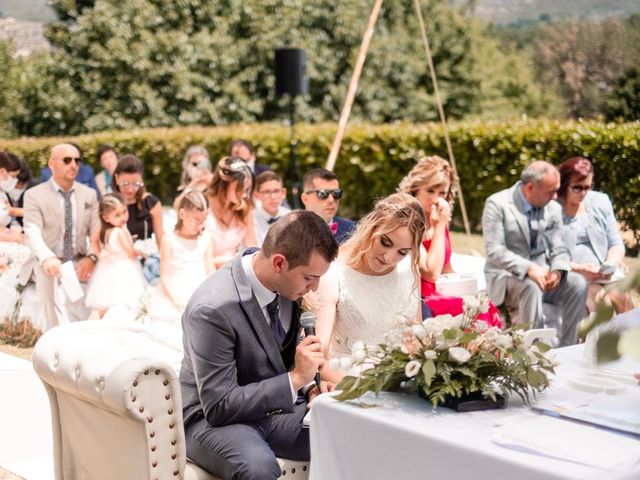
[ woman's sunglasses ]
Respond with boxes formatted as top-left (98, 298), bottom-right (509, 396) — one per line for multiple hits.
top-left (306, 189), bottom-right (343, 200)
top-left (569, 184), bottom-right (591, 193)
top-left (62, 157), bottom-right (82, 165)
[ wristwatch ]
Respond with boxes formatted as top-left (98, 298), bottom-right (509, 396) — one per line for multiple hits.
top-left (87, 253), bottom-right (98, 263)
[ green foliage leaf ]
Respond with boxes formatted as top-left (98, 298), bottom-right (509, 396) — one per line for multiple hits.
top-left (596, 332), bottom-right (622, 364)
top-left (422, 359), bottom-right (436, 386)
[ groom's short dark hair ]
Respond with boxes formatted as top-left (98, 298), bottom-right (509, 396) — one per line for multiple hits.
top-left (262, 211), bottom-right (338, 268)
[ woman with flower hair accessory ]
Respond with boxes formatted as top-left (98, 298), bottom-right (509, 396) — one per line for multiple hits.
top-left (313, 192), bottom-right (425, 384)
top-left (399, 155), bottom-right (502, 328)
top-left (154, 189), bottom-right (215, 316)
top-left (205, 157), bottom-right (257, 269)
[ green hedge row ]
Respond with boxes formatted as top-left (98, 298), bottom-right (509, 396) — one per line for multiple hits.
top-left (1, 119), bottom-right (639, 248)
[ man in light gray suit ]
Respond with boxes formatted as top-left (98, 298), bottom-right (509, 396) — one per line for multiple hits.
top-left (482, 161), bottom-right (588, 346)
top-left (22, 143), bottom-right (100, 331)
top-left (180, 211), bottom-right (339, 480)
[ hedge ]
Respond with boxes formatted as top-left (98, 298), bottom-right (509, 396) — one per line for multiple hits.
top-left (1, 119), bottom-right (639, 249)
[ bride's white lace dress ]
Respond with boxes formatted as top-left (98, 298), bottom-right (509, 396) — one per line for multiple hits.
top-left (327, 256), bottom-right (420, 358)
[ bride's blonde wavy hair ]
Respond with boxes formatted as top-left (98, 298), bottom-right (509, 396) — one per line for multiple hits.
top-left (339, 192), bottom-right (426, 285)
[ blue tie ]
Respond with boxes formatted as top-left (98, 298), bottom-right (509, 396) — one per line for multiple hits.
top-left (267, 295), bottom-right (286, 347)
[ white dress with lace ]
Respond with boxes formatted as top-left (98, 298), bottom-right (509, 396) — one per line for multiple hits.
top-left (328, 257), bottom-right (420, 358)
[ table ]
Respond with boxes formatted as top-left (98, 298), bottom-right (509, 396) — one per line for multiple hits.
top-left (309, 345), bottom-right (640, 480)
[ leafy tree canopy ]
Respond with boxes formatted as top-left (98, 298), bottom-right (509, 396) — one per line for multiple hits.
top-left (5, 0), bottom-right (560, 137)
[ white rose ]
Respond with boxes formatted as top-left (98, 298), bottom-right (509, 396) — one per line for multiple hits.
top-left (352, 340), bottom-right (365, 353)
top-left (412, 324), bottom-right (428, 339)
top-left (494, 334), bottom-right (513, 350)
top-left (424, 350), bottom-right (437, 360)
top-left (351, 349), bottom-right (366, 363)
top-left (328, 358), bottom-right (341, 370)
top-left (339, 357), bottom-right (353, 370)
top-left (449, 347), bottom-right (471, 363)
top-left (404, 360), bottom-right (422, 378)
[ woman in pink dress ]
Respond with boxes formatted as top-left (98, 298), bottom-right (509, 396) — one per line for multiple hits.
top-left (205, 156), bottom-right (257, 268)
top-left (399, 156), bottom-right (502, 327)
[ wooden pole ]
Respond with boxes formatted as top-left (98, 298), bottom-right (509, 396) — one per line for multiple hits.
top-left (325, 0), bottom-right (384, 172)
top-left (413, 0), bottom-right (472, 237)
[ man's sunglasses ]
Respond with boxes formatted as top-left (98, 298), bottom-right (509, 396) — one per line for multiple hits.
top-left (306, 189), bottom-right (343, 200)
top-left (569, 184), bottom-right (591, 193)
top-left (62, 157), bottom-right (82, 165)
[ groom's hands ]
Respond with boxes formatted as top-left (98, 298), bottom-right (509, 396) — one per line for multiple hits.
top-left (290, 335), bottom-right (325, 391)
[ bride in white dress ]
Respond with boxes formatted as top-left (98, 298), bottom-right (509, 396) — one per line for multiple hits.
top-left (314, 193), bottom-right (426, 383)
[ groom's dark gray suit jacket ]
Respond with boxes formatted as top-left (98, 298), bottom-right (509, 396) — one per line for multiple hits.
top-left (180, 252), bottom-right (301, 430)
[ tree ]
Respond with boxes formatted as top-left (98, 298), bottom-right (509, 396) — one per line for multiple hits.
top-left (534, 18), bottom-right (640, 118)
top-left (605, 67), bottom-right (640, 121)
top-left (9, 0), bottom-right (560, 136)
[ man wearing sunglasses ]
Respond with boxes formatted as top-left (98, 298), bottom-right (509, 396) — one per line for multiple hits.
top-left (482, 161), bottom-right (587, 347)
top-left (21, 143), bottom-right (100, 331)
top-left (301, 168), bottom-right (355, 245)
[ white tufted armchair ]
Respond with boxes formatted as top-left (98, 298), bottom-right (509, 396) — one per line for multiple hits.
top-left (32, 320), bottom-right (310, 480)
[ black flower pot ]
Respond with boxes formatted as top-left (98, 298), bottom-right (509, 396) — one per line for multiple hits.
top-left (443, 391), bottom-right (507, 412)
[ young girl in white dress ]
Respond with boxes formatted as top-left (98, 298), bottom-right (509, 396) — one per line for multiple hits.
top-left (314, 193), bottom-right (426, 384)
top-left (157, 189), bottom-right (214, 316)
top-left (85, 193), bottom-right (147, 318)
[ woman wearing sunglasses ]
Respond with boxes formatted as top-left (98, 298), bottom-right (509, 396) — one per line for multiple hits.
top-left (557, 156), bottom-right (632, 313)
top-left (205, 156), bottom-right (257, 269)
top-left (111, 154), bottom-right (164, 281)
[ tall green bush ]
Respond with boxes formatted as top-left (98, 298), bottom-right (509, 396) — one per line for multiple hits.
top-left (1, 119), bottom-right (638, 248)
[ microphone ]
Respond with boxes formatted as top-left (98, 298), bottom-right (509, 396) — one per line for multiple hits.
top-left (299, 311), bottom-right (322, 393)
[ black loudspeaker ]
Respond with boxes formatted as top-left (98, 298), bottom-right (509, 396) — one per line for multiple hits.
top-left (275, 48), bottom-right (308, 97)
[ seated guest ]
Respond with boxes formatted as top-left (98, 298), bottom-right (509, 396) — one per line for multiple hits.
top-left (399, 156), bottom-right (502, 326)
top-left (111, 154), bottom-right (164, 281)
top-left (22, 143), bottom-right (100, 331)
top-left (94, 145), bottom-right (119, 197)
top-left (85, 193), bottom-right (147, 318)
top-left (229, 139), bottom-right (272, 175)
top-left (301, 168), bottom-right (355, 245)
top-left (0, 151), bottom-right (22, 231)
top-left (205, 157), bottom-right (257, 269)
top-left (314, 193), bottom-right (424, 383)
top-left (173, 145), bottom-right (213, 211)
top-left (7, 156), bottom-right (37, 228)
top-left (482, 161), bottom-right (588, 346)
top-left (253, 171), bottom-right (291, 246)
top-left (40, 144), bottom-right (99, 195)
top-left (557, 156), bottom-right (633, 313)
top-left (180, 210), bottom-right (338, 480)
top-left (158, 189), bottom-right (214, 315)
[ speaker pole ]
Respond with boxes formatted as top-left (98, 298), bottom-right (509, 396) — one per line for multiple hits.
top-left (289, 97), bottom-right (301, 209)
top-left (325, 0), bottom-right (383, 172)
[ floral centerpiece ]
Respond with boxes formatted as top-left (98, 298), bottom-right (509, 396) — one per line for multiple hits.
top-left (331, 295), bottom-right (556, 409)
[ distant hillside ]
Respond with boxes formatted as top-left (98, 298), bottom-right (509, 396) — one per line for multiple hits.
top-left (2, 0), bottom-right (639, 26)
top-left (0, 0), bottom-right (55, 23)
top-left (462, 0), bottom-right (640, 25)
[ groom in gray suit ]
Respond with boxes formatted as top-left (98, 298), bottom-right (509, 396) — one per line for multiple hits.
top-left (482, 161), bottom-right (587, 346)
top-left (180, 210), bottom-right (339, 480)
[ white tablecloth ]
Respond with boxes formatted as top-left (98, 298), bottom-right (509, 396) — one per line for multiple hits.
top-left (309, 346), bottom-right (640, 480)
